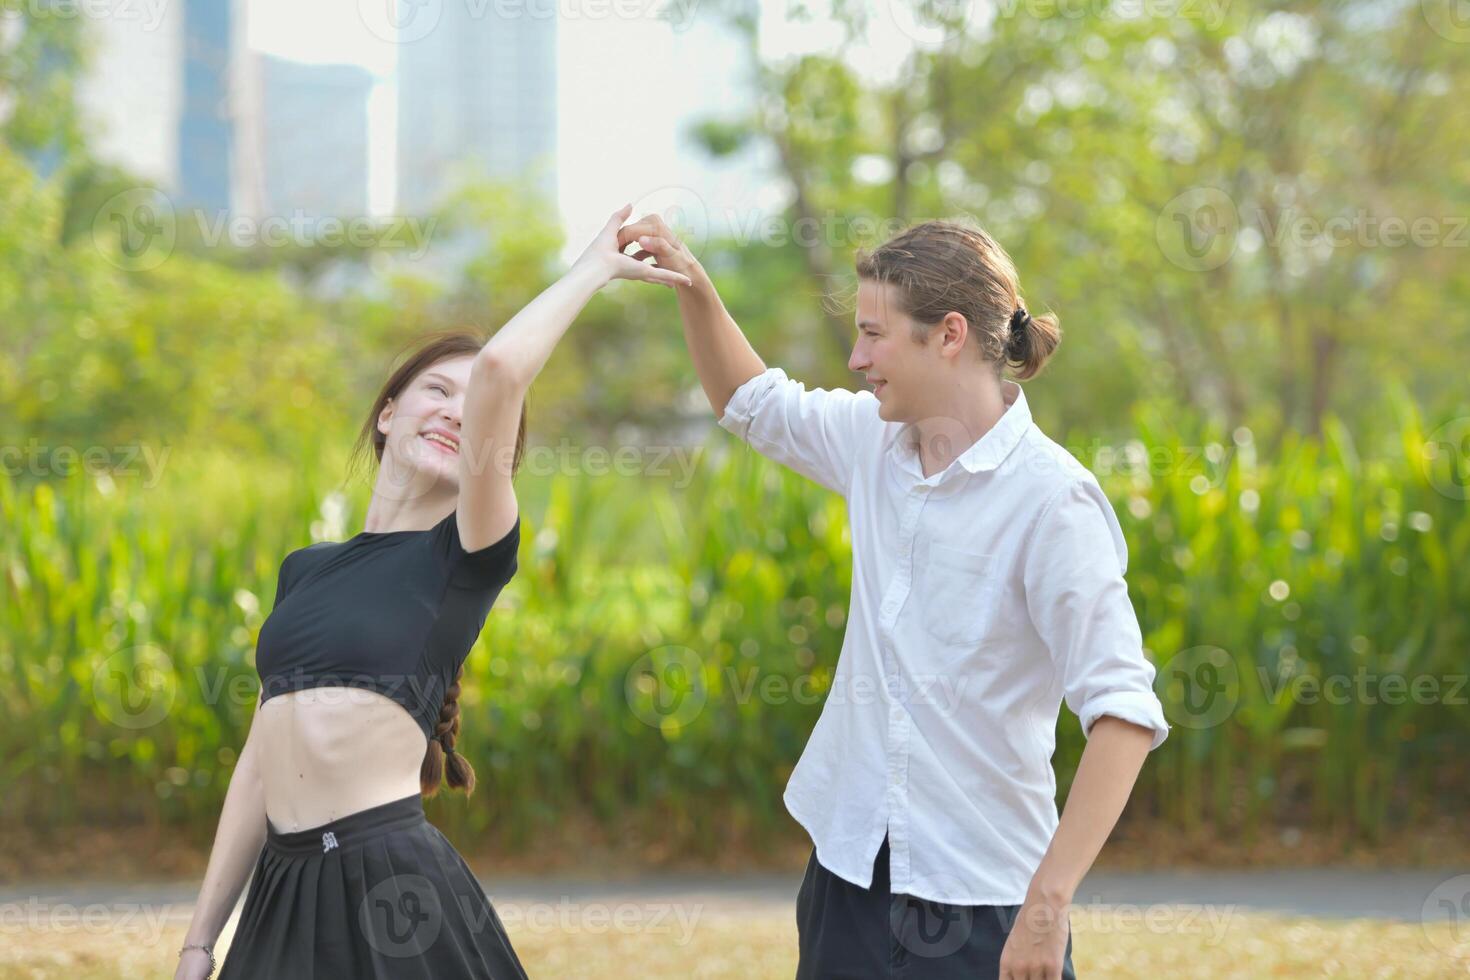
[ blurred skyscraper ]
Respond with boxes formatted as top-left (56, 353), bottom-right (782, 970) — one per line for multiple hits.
top-left (177, 0), bottom-right (235, 211)
top-left (395, 5), bottom-right (557, 215)
top-left (259, 56), bottom-right (373, 218)
top-left (73, 2), bottom-right (184, 187)
top-left (75, 0), bottom-right (265, 216)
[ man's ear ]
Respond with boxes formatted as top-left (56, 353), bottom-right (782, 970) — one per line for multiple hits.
top-left (937, 312), bottom-right (969, 358)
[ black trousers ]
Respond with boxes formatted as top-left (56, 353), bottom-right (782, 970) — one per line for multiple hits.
top-left (796, 835), bottom-right (1078, 979)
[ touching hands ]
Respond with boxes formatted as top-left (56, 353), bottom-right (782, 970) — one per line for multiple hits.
top-left (615, 211), bottom-right (701, 282)
top-left (572, 204), bottom-right (695, 289)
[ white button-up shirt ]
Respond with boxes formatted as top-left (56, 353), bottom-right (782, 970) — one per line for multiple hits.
top-left (717, 367), bottom-right (1171, 905)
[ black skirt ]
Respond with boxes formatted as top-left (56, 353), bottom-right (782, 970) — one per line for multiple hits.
top-left (217, 792), bottom-right (528, 979)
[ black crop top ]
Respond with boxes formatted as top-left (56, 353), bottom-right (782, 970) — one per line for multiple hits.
top-left (255, 509), bottom-right (520, 742)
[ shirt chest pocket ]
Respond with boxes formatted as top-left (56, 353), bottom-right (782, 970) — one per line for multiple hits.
top-left (916, 541), bottom-right (1006, 648)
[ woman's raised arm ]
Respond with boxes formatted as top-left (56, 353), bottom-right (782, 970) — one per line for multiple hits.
top-left (454, 205), bottom-right (693, 551)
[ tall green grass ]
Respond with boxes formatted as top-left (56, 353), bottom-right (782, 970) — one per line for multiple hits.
top-left (2, 394), bottom-right (1466, 851)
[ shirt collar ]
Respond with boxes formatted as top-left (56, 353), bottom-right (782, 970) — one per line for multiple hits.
top-left (892, 379), bottom-right (1032, 478)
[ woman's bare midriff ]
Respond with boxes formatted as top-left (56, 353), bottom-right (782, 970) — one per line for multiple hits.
top-left (255, 688), bottom-right (428, 833)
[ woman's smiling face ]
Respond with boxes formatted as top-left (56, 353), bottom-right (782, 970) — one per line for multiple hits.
top-left (376, 355), bottom-right (476, 489)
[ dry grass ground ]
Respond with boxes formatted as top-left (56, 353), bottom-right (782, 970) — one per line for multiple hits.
top-left (1, 899), bottom-right (1466, 979)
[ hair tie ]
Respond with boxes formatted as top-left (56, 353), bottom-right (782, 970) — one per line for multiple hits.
top-left (1010, 306), bottom-right (1031, 331)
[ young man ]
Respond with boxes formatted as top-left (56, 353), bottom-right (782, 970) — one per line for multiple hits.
top-left (620, 213), bottom-right (1171, 980)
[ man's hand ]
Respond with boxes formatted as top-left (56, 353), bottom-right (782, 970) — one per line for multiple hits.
top-left (616, 211), bottom-right (702, 282)
top-left (999, 892), bottom-right (1072, 980)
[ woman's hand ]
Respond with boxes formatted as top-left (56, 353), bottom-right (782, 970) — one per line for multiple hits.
top-left (571, 204), bottom-right (694, 289)
top-left (173, 947), bottom-right (215, 980)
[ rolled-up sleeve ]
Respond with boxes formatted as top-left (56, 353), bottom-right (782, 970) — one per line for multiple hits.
top-left (717, 367), bottom-right (879, 497)
top-left (1022, 478), bottom-right (1171, 751)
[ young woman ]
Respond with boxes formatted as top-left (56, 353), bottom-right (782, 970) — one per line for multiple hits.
top-left (173, 205), bottom-right (691, 980)
top-left (621, 214), bottom-right (1171, 980)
